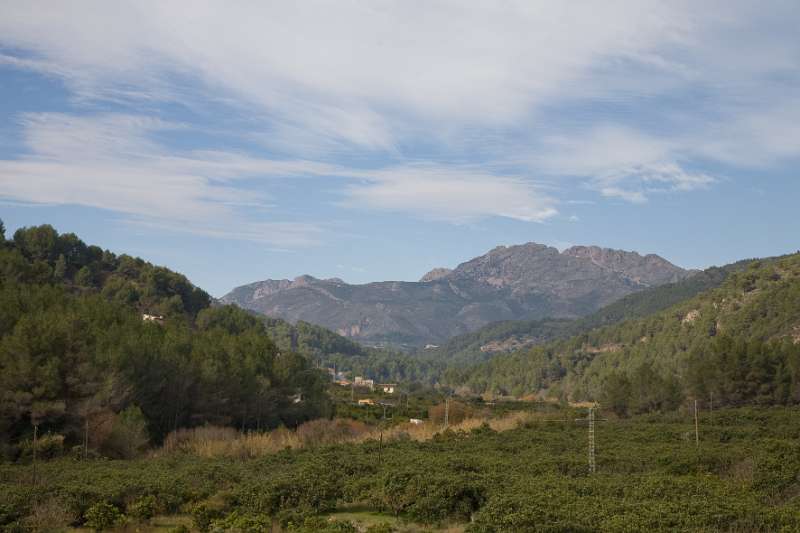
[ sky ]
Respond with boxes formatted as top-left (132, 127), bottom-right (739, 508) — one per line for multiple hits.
top-left (0, 1), bottom-right (798, 297)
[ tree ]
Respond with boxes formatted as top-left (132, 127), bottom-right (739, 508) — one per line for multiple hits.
top-left (600, 372), bottom-right (632, 417)
top-left (13, 225), bottom-right (58, 261)
top-left (102, 405), bottom-right (149, 458)
top-left (0, 218), bottom-right (5, 242)
top-left (53, 254), bottom-right (68, 280)
top-left (75, 265), bottom-right (94, 287)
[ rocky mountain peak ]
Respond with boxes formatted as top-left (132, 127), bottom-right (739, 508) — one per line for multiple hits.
top-left (221, 241), bottom-right (691, 347)
top-left (420, 268), bottom-right (453, 282)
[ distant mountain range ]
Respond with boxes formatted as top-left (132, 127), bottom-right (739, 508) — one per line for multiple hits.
top-left (222, 243), bottom-right (691, 347)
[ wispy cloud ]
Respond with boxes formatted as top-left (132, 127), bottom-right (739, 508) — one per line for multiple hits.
top-left (0, 1), bottom-right (798, 219)
top-left (0, 112), bottom-right (558, 235)
top-left (534, 125), bottom-right (715, 203)
top-left (342, 164), bottom-right (557, 223)
top-left (0, 113), bottom-right (326, 246)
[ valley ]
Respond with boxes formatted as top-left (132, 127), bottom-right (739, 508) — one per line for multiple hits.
top-left (1, 222), bottom-right (799, 532)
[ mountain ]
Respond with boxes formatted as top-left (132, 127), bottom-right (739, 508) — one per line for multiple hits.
top-left (451, 252), bottom-right (800, 411)
top-left (222, 243), bottom-right (691, 347)
top-left (430, 260), bottom-right (753, 367)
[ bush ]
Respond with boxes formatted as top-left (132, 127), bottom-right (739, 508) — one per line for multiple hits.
top-left (101, 406), bottom-right (149, 459)
top-left (365, 523), bottom-right (396, 533)
top-left (21, 498), bottom-right (76, 531)
top-left (374, 469), bottom-right (485, 523)
top-left (286, 516), bottom-right (358, 533)
top-left (127, 494), bottom-right (157, 522)
top-left (18, 433), bottom-right (65, 461)
top-left (191, 502), bottom-right (226, 532)
top-left (210, 510), bottom-right (272, 532)
top-left (83, 502), bottom-right (123, 531)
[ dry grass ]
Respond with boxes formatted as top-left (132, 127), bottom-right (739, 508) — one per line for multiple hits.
top-left (159, 410), bottom-right (544, 459)
top-left (22, 498), bottom-right (76, 532)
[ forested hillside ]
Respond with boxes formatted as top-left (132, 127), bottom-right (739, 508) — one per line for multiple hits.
top-left (261, 317), bottom-right (441, 384)
top-left (0, 223), bottom-right (329, 459)
top-left (432, 261), bottom-right (750, 367)
top-left (451, 254), bottom-right (800, 414)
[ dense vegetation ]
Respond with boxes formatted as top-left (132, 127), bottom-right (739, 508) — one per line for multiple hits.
top-left (261, 317), bottom-right (441, 385)
top-left (431, 261), bottom-right (752, 368)
top-left (3, 406), bottom-right (800, 531)
top-left (0, 223), bottom-right (330, 460)
top-left (451, 254), bottom-right (800, 414)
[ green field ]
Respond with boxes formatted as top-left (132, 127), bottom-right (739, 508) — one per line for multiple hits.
top-left (3, 406), bottom-right (800, 532)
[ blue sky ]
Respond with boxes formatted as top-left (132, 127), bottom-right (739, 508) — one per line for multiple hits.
top-left (0, 1), bottom-right (798, 296)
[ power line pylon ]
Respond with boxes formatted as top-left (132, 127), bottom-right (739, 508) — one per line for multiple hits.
top-left (575, 405), bottom-right (606, 474)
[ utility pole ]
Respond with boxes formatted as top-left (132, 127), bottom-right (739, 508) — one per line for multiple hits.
top-left (694, 399), bottom-right (700, 448)
top-left (351, 380), bottom-right (355, 403)
top-left (32, 424), bottom-right (38, 486)
top-left (588, 408), bottom-right (596, 474)
top-left (84, 418), bottom-right (89, 460)
top-left (443, 396), bottom-right (450, 430)
top-left (709, 393), bottom-right (713, 424)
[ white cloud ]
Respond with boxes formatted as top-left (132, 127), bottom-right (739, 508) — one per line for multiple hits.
top-left (0, 113), bottom-right (326, 246)
top-left (535, 125), bottom-right (715, 203)
top-left (342, 164), bottom-right (557, 223)
top-left (0, 112), bottom-right (557, 233)
top-left (0, 1), bottom-right (798, 215)
top-left (0, 1), bottom-right (737, 149)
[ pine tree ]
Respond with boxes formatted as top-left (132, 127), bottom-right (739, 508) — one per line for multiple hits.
top-left (75, 265), bottom-right (94, 287)
top-left (54, 254), bottom-right (68, 280)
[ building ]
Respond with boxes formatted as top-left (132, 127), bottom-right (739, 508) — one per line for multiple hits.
top-left (142, 314), bottom-right (165, 324)
top-left (409, 418), bottom-right (423, 425)
top-left (380, 384), bottom-right (397, 394)
top-left (357, 398), bottom-right (375, 406)
top-left (353, 376), bottom-right (375, 390)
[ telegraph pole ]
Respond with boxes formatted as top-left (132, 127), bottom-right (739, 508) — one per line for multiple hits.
top-left (694, 399), bottom-right (700, 448)
top-left (84, 418), bottom-right (89, 460)
top-left (32, 424), bottom-right (38, 486)
top-left (443, 396), bottom-right (450, 430)
top-left (709, 392), bottom-right (713, 424)
top-left (588, 408), bottom-right (596, 474)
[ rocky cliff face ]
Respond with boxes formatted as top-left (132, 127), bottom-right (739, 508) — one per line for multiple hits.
top-left (221, 243), bottom-right (691, 347)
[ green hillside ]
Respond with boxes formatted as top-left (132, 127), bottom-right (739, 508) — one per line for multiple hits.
top-left (431, 261), bottom-right (750, 368)
top-left (0, 223), bottom-right (329, 458)
top-left (260, 317), bottom-right (442, 384)
top-left (452, 253), bottom-right (800, 414)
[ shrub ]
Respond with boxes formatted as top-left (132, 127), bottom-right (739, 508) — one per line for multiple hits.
top-left (22, 498), bottom-right (76, 531)
top-left (101, 406), bottom-right (149, 459)
top-left (210, 510), bottom-right (272, 532)
top-left (365, 523), bottom-right (396, 533)
top-left (191, 502), bottom-right (225, 532)
top-left (127, 494), bottom-right (157, 522)
top-left (374, 469), bottom-right (485, 523)
top-left (83, 502), bottom-right (123, 531)
top-left (18, 433), bottom-right (65, 461)
top-left (286, 516), bottom-right (358, 533)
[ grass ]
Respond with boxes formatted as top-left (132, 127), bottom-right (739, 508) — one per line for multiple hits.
top-left (155, 409), bottom-right (547, 460)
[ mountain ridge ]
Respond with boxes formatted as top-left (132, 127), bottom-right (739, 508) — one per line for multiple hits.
top-left (222, 242), bottom-right (691, 347)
